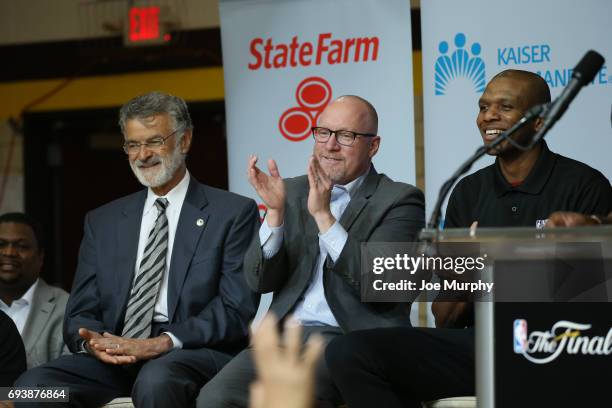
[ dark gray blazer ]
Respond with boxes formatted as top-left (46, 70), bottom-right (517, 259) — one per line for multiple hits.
top-left (244, 167), bottom-right (425, 332)
top-left (64, 177), bottom-right (260, 353)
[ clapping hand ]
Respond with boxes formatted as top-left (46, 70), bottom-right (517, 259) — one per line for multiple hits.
top-left (247, 155), bottom-right (286, 227)
top-left (307, 156), bottom-right (335, 233)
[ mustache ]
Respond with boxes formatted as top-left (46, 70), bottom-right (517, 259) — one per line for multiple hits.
top-left (133, 156), bottom-right (162, 167)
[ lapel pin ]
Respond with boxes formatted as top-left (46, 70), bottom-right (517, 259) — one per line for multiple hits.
top-left (196, 218), bottom-right (205, 227)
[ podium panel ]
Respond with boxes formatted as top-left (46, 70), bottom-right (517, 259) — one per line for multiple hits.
top-left (495, 302), bottom-right (611, 406)
top-left (420, 226), bottom-right (612, 407)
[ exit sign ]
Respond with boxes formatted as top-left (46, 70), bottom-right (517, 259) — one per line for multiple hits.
top-left (125, 6), bottom-right (171, 46)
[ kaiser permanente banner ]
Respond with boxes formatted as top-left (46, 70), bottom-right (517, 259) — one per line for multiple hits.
top-left (219, 0), bottom-right (416, 324)
top-left (422, 0), bottom-right (612, 223)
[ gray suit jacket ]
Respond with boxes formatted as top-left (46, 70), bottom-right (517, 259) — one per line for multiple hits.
top-left (244, 167), bottom-right (425, 332)
top-left (21, 279), bottom-right (70, 368)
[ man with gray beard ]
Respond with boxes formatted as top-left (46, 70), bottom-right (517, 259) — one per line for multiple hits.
top-left (16, 91), bottom-right (260, 408)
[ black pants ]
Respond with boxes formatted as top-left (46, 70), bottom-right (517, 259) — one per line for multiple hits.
top-left (325, 327), bottom-right (474, 408)
top-left (14, 347), bottom-right (232, 408)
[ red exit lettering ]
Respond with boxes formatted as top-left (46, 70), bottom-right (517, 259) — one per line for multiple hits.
top-left (129, 6), bottom-right (160, 42)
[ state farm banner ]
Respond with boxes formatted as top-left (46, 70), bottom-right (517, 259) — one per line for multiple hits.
top-left (421, 0), bottom-right (612, 222)
top-left (219, 0), bottom-right (416, 205)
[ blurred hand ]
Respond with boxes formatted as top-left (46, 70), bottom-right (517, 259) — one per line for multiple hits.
top-left (250, 314), bottom-right (323, 408)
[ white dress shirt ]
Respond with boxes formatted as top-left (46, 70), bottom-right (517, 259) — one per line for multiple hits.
top-left (0, 278), bottom-right (39, 334)
top-left (259, 170), bottom-right (368, 326)
top-left (134, 170), bottom-right (190, 348)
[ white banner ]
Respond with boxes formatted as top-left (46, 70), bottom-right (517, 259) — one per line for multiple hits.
top-left (220, 0), bottom-right (416, 200)
top-left (422, 0), bottom-right (612, 223)
top-left (220, 0), bottom-right (417, 323)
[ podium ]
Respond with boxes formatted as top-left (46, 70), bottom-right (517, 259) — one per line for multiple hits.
top-left (420, 226), bottom-right (612, 408)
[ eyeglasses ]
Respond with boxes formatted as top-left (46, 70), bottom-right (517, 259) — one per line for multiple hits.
top-left (123, 129), bottom-right (179, 155)
top-left (311, 127), bottom-right (376, 147)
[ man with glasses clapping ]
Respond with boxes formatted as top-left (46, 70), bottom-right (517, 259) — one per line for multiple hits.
top-left (197, 95), bottom-right (425, 408)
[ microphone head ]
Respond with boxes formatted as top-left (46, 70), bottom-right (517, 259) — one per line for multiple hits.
top-left (573, 50), bottom-right (605, 84)
top-left (526, 103), bottom-right (549, 119)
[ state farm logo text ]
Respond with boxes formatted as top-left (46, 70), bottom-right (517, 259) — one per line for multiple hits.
top-left (249, 33), bottom-right (379, 70)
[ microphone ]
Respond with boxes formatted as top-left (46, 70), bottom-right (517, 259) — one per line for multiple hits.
top-left (531, 50), bottom-right (604, 144)
top-left (496, 103), bottom-right (550, 151)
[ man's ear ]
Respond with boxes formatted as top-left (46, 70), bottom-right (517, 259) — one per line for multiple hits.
top-left (368, 136), bottom-right (381, 159)
top-left (533, 116), bottom-right (544, 132)
top-left (181, 129), bottom-right (193, 154)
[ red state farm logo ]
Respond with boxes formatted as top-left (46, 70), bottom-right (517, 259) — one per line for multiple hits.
top-left (279, 77), bottom-right (332, 142)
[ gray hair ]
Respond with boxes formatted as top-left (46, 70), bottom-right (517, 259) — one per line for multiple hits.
top-left (118, 91), bottom-right (193, 140)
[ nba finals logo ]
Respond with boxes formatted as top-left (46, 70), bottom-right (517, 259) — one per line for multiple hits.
top-left (513, 319), bottom-right (612, 364)
top-left (435, 33), bottom-right (485, 95)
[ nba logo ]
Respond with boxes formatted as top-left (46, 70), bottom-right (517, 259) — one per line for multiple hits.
top-left (513, 319), bottom-right (528, 353)
top-left (535, 219), bottom-right (548, 229)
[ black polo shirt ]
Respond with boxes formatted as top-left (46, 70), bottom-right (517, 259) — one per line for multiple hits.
top-left (444, 141), bottom-right (612, 228)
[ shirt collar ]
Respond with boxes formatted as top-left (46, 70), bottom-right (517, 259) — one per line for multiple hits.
top-left (6, 278), bottom-right (39, 308)
top-left (333, 166), bottom-right (370, 198)
top-left (21, 278), bottom-right (39, 306)
top-left (144, 170), bottom-right (191, 215)
top-left (493, 141), bottom-right (556, 197)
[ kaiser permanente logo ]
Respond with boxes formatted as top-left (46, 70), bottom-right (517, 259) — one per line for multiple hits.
top-left (513, 319), bottom-right (612, 365)
top-left (434, 33), bottom-right (485, 95)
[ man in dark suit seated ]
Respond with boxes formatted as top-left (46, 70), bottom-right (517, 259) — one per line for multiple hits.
top-left (197, 95), bottom-right (425, 407)
top-left (16, 91), bottom-right (260, 407)
top-left (0, 212), bottom-right (70, 369)
top-left (324, 70), bottom-right (612, 407)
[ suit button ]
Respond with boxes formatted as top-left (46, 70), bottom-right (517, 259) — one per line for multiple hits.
top-left (511, 206), bottom-right (518, 212)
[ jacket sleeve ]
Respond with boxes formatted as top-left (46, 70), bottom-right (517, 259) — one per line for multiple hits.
top-left (63, 213), bottom-right (112, 353)
top-left (243, 221), bottom-right (290, 294)
top-left (49, 290), bottom-right (70, 361)
top-left (163, 199), bottom-right (261, 348)
top-left (325, 185), bottom-right (425, 293)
